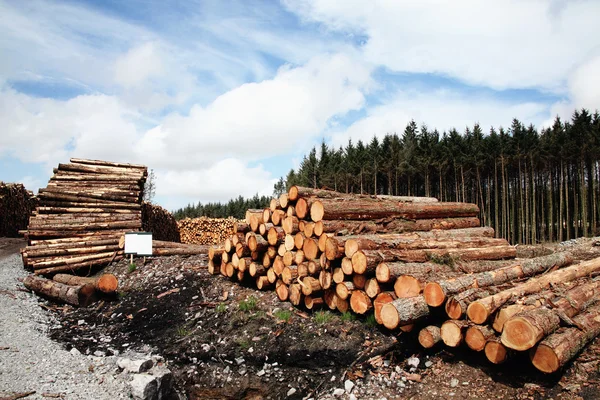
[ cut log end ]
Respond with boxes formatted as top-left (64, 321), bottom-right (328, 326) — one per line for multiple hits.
top-left (466, 301), bottom-right (489, 324)
top-left (349, 291), bottom-right (372, 314)
top-left (465, 326), bottom-right (493, 352)
top-left (423, 282), bottom-right (445, 307)
top-left (440, 321), bottom-right (464, 347)
top-left (530, 344), bottom-right (560, 374)
top-left (485, 339), bottom-right (508, 364)
top-left (445, 297), bottom-right (463, 320)
top-left (97, 274), bottom-right (118, 293)
top-left (310, 200), bottom-right (324, 222)
top-left (380, 303), bottom-right (400, 330)
top-left (501, 317), bottom-right (539, 351)
top-left (418, 326), bottom-right (441, 349)
top-left (394, 276), bottom-right (421, 298)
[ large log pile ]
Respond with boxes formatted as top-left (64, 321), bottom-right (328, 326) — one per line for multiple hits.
top-left (0, 182), bottom-right (37, 237)
top-left (20, 158), bottom-right (147, 274)
top-left (142, 202), bottom-right (180, 242)
top-left (178, 217), bottom-right (239, 245)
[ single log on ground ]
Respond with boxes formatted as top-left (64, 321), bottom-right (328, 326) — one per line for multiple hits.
top-left (467, 254), bottom-right (600, 324)
top-left (310, 199), bottom-right (479, 222)
top-left (380, 296), bottom-right (429, 329)
top-left (23, 275), bottom-right (95, 307)
top-left (419, 326), bottom-right (442, 349)
top-left (52, 273), bottom-right (118, 294)
top-left (501, 279), bottom-right (600, 351)
top-left (530, 303), bottom-right (600, 373)
top-left (424, 252), bottom-right (572, 307)
top-left (465, 325), bottom-right (495, 351)
top-left (441, 320), bottom-right (470, 347)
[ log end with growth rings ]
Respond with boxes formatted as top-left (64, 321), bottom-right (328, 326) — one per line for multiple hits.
top-left (485, 339), bottom-right (508, 364)
top-left (530, 344), bottom-right (559, 374)
top-left (423, 282), bottom-right (445, 307)
top-left (466, 301), bottom-right (489, 324)
top-left (444, 297), bottom-right (464, 320)
top-left (97, 274), bottom-right (118, 293)
top-left (380, 303), bottom-right (400, 330)
top-left (440, 321), bottom-right (464, 347)
top-left (345, 239), bottom-right (359, 258)
top-left (501, 316), bottom-right (541, 351)
top-left (394, 275), bottom-right (421, 298)
top-left (310, 200), bottom-right (324, 222)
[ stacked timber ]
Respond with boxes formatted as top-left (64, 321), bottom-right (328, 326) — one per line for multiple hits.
top-left (0, 182), bottom-right (37, 237)
top-left (151, 240), bottom-right (209, 256)
top-left (178, 217), bottom-right (240, 245)
top-left (142, 202), bottom-right (180, 242)
top-left (209, 186), bottom-right (516, 327)
top-left (21, 158), bottom-right (147, 274)
top-left (413, 253), bottom-right (600, 374)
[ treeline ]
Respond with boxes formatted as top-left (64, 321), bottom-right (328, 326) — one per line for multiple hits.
top-left (172, 194), bottom-right (271, 220)
top-left (285, 109), bottom-right (600, 245)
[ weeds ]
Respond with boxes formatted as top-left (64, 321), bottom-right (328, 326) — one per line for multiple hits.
top-left (340, 312), bottom-right (356, 322)
top-left (239, 296), bottom-right (258, 312)
top-left (274, 309), bottom-right (292, 322)
top-left (128, 263), bottom-right (137, 273)
top-left (176, 326), bottom-right (191, 337)
top-left (364, 314), bottom-right (377, 328)
top-left (236, 338), bottom-right (251, 349)
top-left (314, 310), bottom-right (333, 324)
top-left (428, 253), bottom-right (457, 270)
top-left (215, 303), bottom-right (227, 313)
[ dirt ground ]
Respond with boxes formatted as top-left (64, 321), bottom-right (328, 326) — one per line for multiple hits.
top-left (6, 238), bottom-right (600, 399)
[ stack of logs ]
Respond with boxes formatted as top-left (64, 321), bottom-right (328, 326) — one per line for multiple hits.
top-left (208, 186), bottom-right (600, 373)
top-left (142, 202), bottom-right (181, 242)
top-left (178, 217), bottom-right (239, 245)
top-left (20, 158), bottom-right (148, 275)
top-left (0, 182), bottom-right (37, 237)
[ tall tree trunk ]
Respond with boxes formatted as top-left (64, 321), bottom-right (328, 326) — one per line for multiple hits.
top-left (548, 170), bottom-right (553, 242)
top-left (580, 159), bottom-right (588, 237)
top-left (531, 158), bottom-right (536, 244)
top-left (495, 160), bottom-right (499, 238)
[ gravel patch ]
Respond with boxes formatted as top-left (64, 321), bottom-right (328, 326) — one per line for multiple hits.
top-left (0, 252), bottom-right (129, 399)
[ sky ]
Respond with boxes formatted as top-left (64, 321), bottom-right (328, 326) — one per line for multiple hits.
top-left (1, 0), bottom-right (599, 211)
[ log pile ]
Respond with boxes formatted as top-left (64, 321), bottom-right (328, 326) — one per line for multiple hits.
top-left (178, 217), bottom-right (239, 245)
top-left (20, 158), bottom-right (147, 274)
top-left (142, 202), bottom-right (180, 242)
top-left (0, 182), bottom-right (37, 237)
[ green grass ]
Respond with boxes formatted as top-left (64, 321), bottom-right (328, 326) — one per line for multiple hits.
top-left (364, 314), bottom-right (377, 328)
top-left (314, 310), bottom-right (334, 324)
top-left (340, 312), bottom-right (356, 322)
top-left (215, 302), bottom-right (227, 313)
top-left (274, 309), bottom-right (292, 322)
top-left (128, 263), bottom-right (137, 273)
top-left (239, 296), bottom-right (258, 312)
top-left (176, 326), bottom-right (191, 337)
top-left (236, 338), bottom-right (251, 349)
top-left (428, 253), bottom-right (457, 269)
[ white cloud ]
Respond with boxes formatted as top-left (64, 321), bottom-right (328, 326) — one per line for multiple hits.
top-left (330, 89), bottom-right (548, 147)
top-left (114, 42), bottom-right (164, 88)
top-left (284, 0), bottom-right (600, 92)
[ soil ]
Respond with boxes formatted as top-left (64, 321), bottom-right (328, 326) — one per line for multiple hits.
top-left (5, 237), bottom-right (600, 399)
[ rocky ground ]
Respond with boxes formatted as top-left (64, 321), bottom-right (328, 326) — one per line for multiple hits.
top-left (2, 237), bottom-right (600, 399)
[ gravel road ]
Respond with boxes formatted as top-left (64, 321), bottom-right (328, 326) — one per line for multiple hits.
top-left (0, 250), bottom-right (129, 399)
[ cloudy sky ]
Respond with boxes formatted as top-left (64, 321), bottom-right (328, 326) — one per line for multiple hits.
top-left (1, 0), bottom-right (599, 210)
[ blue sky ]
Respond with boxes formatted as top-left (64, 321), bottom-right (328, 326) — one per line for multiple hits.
top-left (1, 0), bottom-right (599, 211)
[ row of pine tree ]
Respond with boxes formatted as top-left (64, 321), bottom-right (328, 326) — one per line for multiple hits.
top-left (285, 109), bottom-right (600, 245)
top-left (172, 194), bottom-right (271, 220)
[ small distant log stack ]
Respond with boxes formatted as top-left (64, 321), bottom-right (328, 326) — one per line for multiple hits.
top-left (0, 182), bottom-right (37, 237)
top-left (142, 202), bottom-right (180, 242)
top-left (21, 158), bottom-right (148, 274)
top-left (178, 217), bottom-right (239, 245)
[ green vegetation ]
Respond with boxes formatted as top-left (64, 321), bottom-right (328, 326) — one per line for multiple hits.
top-left (428, 253), bottom-right (457, 269)
top-left (364, 314), bottom-right (377, 328)
top-left (314, 310), bottom-right (334, 324)
top-left (235, 338), bottom-right (251, 349)
top-left (127, 263), bottom-right (136, 273)
top-left (238, 296), bottom-right (258, 312)
top-left (340, 311), bottom-right (357, 322)
top-left (274, 309), bottom-right (293, 322)
top-left (284, 109), bottom-right (600, 245)
top-left (176, 326), bottom-right (191, 337)
top-left (215, 302), bottom-right (227, 313)
top-left (173, 194), bottom-right (271, 220)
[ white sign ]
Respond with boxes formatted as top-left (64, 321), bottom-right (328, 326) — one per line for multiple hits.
top-left (124, 232), bottom-right (153, 256)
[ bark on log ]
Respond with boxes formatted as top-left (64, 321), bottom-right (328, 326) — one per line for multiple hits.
top-left (300, 276), bottom-right (322, 296)
top-left (530, 303), bottom-right (600, 373)
top-left (267, 227), bottom-right (285, 246)
top-left (288, 186), bottom-right (438, 203)
top-left (376, 262), bottom-right (449, 283)
top-left (317, 217), bottom-right (481, 235)
top-left (52, 273), bottom-right (118, 294)
top-left (445, 288), bottom-right (497, 320)
top-left (467, 254), bottom-right (600, 324)
top-left (23, 275), bottom-right (96, 306)
top-left (310, 199), bottom-right (479, 222)
top-left (35, 254), bottom-right (123, 275)
top-left (501, 279), bottom-right (600, 351)
top-left (424, 252), bottom-right (572, 307)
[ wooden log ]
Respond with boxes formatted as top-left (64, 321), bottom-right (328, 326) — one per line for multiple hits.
top-left (344, 228), bottom-right (497, 257)
top-left (376, 262), bottom-right (449, 284)
top-left (336, 281), bottom-right (355, 300)
top-left (294, 233), bottom-right (306, 251)
top-left (282, 265), bottom-right (299, 284)
top-left (279, 193), bottom-right (289, 209)
top-left (288, 186), bottom-right (439, 203)
top-left (303, 238), bottom-right (319, 260)
top-left (467, 255), bottom-right (600, 324)
top-left (313, 220), bottom-right (324, 236)
top-left (419, 326), bottom-right (442, 349)
top-left (364, 278), bottom-right (381, 298)
top-left (349, 290), bottom-right (372, 314)
top-left (301, 276), bottom-right (322, 296)
top-left (501, 279), bottom-right (600, 351)
top-left (441, 320), bottom-right (470, 347)
top-left (262, 208), bottom-right (271, 225)
top-left (207, 259), bottom-right (217, 274)
top-left (23, 275), bottom-right (96, 306)
top-left (270, 198), bottom-right (281, 212)
top-left (23, 244), bottom-right (120, 258)
top-left (353, 274), bottom-right (366, 290)
top-left (256, 276), bottom-right (272, 290)
top-left (271, 210), bottom-right (286, 226)
top-left (52, 273), bottom-right (118, 294)
top-left (380, 296), bottom-right (429, 329)
top-left (282, 216), bottom-right (299, 235)
top-left (267, 268), bottom-right (277, 284)
top-left (31, 251), bottom-right (119, 268)
top-left (289, 283), bottom-right (302, 306)
top-left (485, 337), bottom-right (510, 364)
top-left (305, 295), bottom-right (324, 310)
top-left (308, 260), bottom-right (322, 275)
top-left (324, 289), bottom-right (337, 310)
top-left (275, 280), bottom-right (289, 301)
top-left (297, 262), bottom-right (309, 278)
top-left (317, 217), bottom-right (481, 235)
top-left (247, 233), bottom-right (267, 254)
top-left (353, 246), bottom-right (516, 275)
top-left (208, 246), bottom-right (225, 261)
top-left (530, 303), bottom-right (600, 373)
top-left (394, 275), bottom-right (424, 298)
top-left (267, 227), bottom-right (285, 246)
top-left (336, 296), bottom-right (349, 313)
top-left (341, 257), bottom-right (354, 275)
top-left (465, 325), bottom-right (495, 351)
top-left (245, 209), bottom-right (263, 225)
top-left (303, 222), bottom-right (315, 238)
top-left (286, 205), bottom-right (295, 217)
top-left (492, 300), bottom-right (547, 333)
top-left (69, 157), bottom-right (147, 170)
top-left (249, 262), bottom-right (266, 277)
top-left (424, 252), bottom-right (572, 307)
top-left (332, 268), bottom-right (345, 284)
top-left (34, 254), bottom-right (123, 275)
top-left (373, 292), bottom-right (397, 325)
top-left (284, 234), bottom-right (295, 251)
top-left (310, 199), bottom-right (479, 222)
top-left (445, 288), bottom-right (497, 320)
top-left (152, 246), bottom-right (208, 256)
